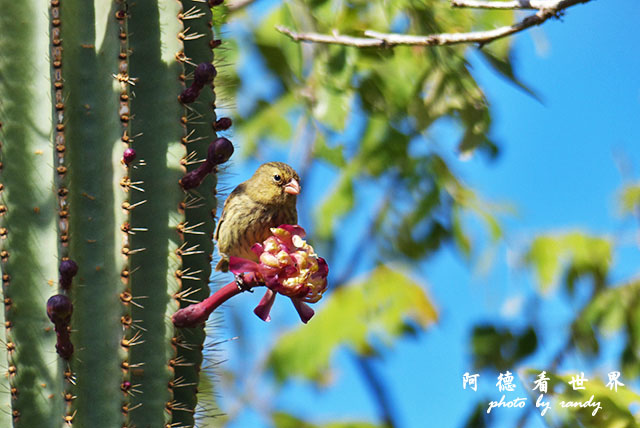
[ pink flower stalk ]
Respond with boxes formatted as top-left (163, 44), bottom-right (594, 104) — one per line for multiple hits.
top-left (172, 272), bottom-right (260, 328)
top-left (171, 225), bottom-right (328, 327)
top-left (230, 224), bottom-right (328, 323)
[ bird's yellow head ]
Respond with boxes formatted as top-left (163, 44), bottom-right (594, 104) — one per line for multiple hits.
top-left (245, 162), bottom-right (300, 205)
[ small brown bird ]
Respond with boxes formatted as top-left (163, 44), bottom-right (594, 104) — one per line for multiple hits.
top-left (214, 162), bottom-right (300, 272)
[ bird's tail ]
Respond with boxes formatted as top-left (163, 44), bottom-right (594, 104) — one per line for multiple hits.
top-left (215, 258), bottom-right (229, 272)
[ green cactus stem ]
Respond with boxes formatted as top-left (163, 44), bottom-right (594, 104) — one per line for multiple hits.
top-left (171, 0), bottom-right (222, 422)
top-left (58, 0), bottom-right (126, 425)
top-left (125, 0), bottom-right (185, 426)
top-left (0, 0), bottom-right (229, 426)
top-left (0, 0), bottom-right (62, 425)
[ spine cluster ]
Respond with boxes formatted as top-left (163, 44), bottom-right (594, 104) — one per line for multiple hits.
top-left (48, 1), bottom-right (79, 423)
top-left (171, 0), bottom-right (229, 424)
top-left (114, 1), bottom-right (142, 424)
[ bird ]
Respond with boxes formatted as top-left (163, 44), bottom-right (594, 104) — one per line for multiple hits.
top-left (214, 162), bottom-right (300, 272)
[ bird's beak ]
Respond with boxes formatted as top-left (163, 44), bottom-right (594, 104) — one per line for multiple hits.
top-left (284, 178), bottom-right (300, 195)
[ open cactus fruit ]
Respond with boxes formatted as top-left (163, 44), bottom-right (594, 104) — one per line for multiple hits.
top-left (172, 224), bottom-right (329, 326)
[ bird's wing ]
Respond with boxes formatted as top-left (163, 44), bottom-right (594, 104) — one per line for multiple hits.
top-left (213, 201), bottom-right (227, 242)
top-left (214, 183), bottom-right (245, 242)
top-left (213, 214), bottom-right (222, 243)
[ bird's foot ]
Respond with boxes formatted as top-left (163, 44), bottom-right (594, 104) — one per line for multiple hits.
top-left (234, 274), bottom-right (254, 293)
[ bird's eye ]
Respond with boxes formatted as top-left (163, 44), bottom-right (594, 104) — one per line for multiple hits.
top-left (273, 174), bottom-right (282, 182)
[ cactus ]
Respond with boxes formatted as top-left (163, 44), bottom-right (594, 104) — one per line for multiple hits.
top-left (0, 0), bottom-right (230, 426)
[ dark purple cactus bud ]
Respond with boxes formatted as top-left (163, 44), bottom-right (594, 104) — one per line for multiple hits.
top-left (47, 294), bottom-right (73, 325)
top-left (179, 163), bottom-right (214, 191)
top-left (179, 86), bottom-right (201, 104)
top-left (213, 117), bottom-right (232, 131)
top-left (47, 294), bottom-right (75, 359)
top-left (209, 0), bottom-right (224, 7)
top-left (55, 337), bottom-right (74, 360)
top-left (193, 62), bottom-right (216, 86)
top-left (122, 147), bottom-right (136, 165)
top-left (59, 259), bottom-right (78, 290)
top-left (206, 137), bottom-right (234, 167)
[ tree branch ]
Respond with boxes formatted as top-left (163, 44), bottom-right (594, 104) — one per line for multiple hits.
top-left (276, 0), bottom-right (591, 48)
top-left (355, 354), bottom-right (398, 428)
top-left (276, 26), bottom-right (385, 48)
top-left (451, 0), bottom-right (550, 10)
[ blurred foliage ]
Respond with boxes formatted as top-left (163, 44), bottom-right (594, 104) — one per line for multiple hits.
top-left (618, 182), bottom-right (640, 215)
top-left (267, 265), bottom-right (437, 384)
top-left (571, 280), bottom-right (640, 378)
top-left (462, 402), bottom-right (491, 428)
top-left (226, 0), bottom-right (515, 418)
top-left (272, 412), bottom-right (382, 428)
top-left (217, 1), bottom-right (639, 428)
top-left (231, 0), bottom-right (517, 265)
top-left (504, 222), bottom-right (639, 426)
top-left (520, 370), bottom-right (640, 428)
top-left (471, 325), bottom-right (537, 372)
top-left (525, 232), bottom-right (612, 294)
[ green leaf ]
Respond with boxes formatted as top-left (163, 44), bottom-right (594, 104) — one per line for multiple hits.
top-left (359, 115), bottom-right (411, 176)
top-left (255, 8), bottom-right (303, 83)
top-left (312, 85), bottom-right (353, 131)
top-left (572, 280), bottom-right (640, 374)
top-left (358, 73), bottom-right (387, 115)
top-left (267, 265), bottom-right (437, 383)
top-left (525, 232), bottom-right (612, 293)
top-left (619, 183), bottom-right (640, 215)
top-left (474, 9), bottom-right (515, 58)
top-left (393, 216), bottom-right (449, 261)
top-left (315, 170), bottom-right (356, 240)
top-left (471, 325), bottom-right (537, 371)
top-left (450, 177), bottom-right (505, 244)
top-left (313, 133), bottom-right (347, 167)
top-left (236, 94), bottom-right (296, 154)
top-left (452, 206), bottom-right (472, 259)
top-left (479, 49), bottom-right (540, 102)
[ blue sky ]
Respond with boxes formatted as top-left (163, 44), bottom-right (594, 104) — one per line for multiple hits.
top-left (216, 1), bottom-right (640, 427)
